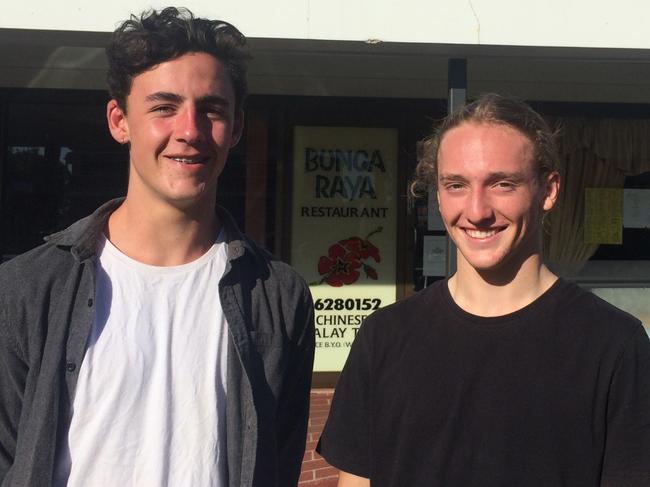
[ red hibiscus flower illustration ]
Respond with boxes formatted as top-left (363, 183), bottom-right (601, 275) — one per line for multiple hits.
top-left (363, 264), bottom-right (378, 280)
top-left (340, 236), bottom-right (380, 263)
top-left (317, 242), bottom-right (361, 287)
top-left (313, 227), bottom-right (382, 287)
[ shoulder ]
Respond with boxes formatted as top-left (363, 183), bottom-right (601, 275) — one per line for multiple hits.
top-left (0, 198), bottom-right (117, 292)
top-left (0, 198), bottom-right (112, 299)
top-left (553, 279), bottom-right (642, 334)
top-left (351, 281), bottom-right (444, 352)
top-left (545, 279), bottom-right (645, 360)
top-left (0, 203), bottom-right (111, 339)
top-left (241, 235), bottom-right (312, 300)
top-left (219, 205), bottom-right (310, 301)
top-left (0, 240), bottom-right (77, 301)
top-left (230, 236), bottom-right (314, 342)
top-left (0, 241), bottom-right (82, 363)
top-left (362, 281), bottom-right (443, 331)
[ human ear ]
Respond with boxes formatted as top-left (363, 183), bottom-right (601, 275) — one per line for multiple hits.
top-left (106, 99), bottom-right (129, 145)
top-left (541, 171), bottom-right (560, 212)
top-left (229, 108), bottom-right (245, 148)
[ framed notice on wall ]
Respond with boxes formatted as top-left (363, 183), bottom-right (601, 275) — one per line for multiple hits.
top-left (291, 126), bottom-right (398, 372)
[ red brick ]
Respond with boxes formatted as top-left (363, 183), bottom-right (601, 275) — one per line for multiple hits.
top-left (313, 450), bottom-right (326, 460)
top-left (298, 470), bottom-right (314, 482)
top-left (299, 479), bottom-right (339, 487)
top-left (311, 392), bottom-right (331, 402)
top-left (309, 411), bottom-right (330, 420)
top-left (310, 393), bottom-right (334, 402)
top-left (310, 398), bottom-right (329, 406)
top-left (310, 432), bottom-right (325, 443)
top-left (310, 401), bottom-right (331, 407)
top-left (309, 404), bottom-right (331, 411)
top-left (314, 466), bottom-right (339, 479)
top-left (301, 389), bottom-right (338, 485)
top-left (301, 458), bottom-right (329, 471)
top-left (310, 416), bottom-right (327, 427)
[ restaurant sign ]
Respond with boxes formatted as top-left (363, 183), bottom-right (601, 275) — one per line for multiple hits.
top-left (291, 126), bottom-right (398, 371)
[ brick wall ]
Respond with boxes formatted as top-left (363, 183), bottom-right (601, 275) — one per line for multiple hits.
top-left (299, 389), bottom-right (339, 486)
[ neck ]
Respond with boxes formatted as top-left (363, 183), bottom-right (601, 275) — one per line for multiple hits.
top-left (448, 252), bottom-right (558, 317)
top-left (106, 197), bottom-right (220, 266)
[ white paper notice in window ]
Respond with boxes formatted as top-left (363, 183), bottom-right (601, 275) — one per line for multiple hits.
top-left (423, 235), bottom-right (447, 276)
top-left (623, 189), bottom-right (650, 229)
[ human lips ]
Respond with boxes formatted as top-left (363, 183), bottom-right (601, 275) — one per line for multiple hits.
top-left (165, 154), bottom-right (210, 165)
top-left (463, 227), bottom-right (505, 239)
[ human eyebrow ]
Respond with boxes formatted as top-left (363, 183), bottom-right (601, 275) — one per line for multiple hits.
top-left (438, 174), bottom-right (469, 185)
top-left (144, 92), bottom-right (184, 104)
top-left (486, 171), bottom-right (528, 184)
top-left (196, 95), bottom-right (230, 107)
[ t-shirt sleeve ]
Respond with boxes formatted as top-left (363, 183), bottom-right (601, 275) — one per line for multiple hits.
top-left (316, 317), bottom-right (373, 478)
top-left (601, 325), bottom-right (650, 487)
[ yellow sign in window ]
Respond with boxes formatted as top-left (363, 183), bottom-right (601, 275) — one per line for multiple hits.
top-left (291, 126), bottom-right (398, 372)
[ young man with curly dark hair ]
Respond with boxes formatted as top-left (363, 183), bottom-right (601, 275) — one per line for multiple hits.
top-left (0, 7), bottom-right (314, 487)
top-left (318, 94), bottom-right (650, 487)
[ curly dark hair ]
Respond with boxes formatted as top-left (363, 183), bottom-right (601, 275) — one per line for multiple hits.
top-left (412, 93), bottom-right (559, 197)
top-left (106, 7), bottom-right (250, 111)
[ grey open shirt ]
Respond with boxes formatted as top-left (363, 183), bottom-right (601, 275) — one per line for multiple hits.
top-left (0, 199), bottom-right (315, 486)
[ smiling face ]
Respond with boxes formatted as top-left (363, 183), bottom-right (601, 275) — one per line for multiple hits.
top-left (437, 121), bottom-right (558, 276)
top-left (107, 52), bottom-right (243, 212)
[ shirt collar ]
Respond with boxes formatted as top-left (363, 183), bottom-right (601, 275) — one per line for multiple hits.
top-left (44, 198), bottom-right (251, 263)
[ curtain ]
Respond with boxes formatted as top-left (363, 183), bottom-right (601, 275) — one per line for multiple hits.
top-left (543, 118), bottom-right (650, 276)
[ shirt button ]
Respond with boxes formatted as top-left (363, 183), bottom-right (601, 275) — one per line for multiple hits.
top-left (87, 298), bottom-right (93, 307)
top-left (66, 362), bottom-right (76, 372)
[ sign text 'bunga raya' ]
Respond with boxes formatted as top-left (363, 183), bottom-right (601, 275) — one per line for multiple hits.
top-left (304, 147), bottom-right (386, 200)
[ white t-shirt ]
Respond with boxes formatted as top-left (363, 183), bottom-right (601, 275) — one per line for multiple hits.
top-left (54, 234), bottom-right (229, 486)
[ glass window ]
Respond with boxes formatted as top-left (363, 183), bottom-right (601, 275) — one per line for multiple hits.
top-left (0, 90), bottom-right (248, 261)
top-left (590, 172), bottom-right (650, 261)
top-left (1, 95), bottom-right (128, 259)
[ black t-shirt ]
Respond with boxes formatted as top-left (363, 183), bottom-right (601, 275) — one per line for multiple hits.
top-left (317, 278), bottom-right (650, 487)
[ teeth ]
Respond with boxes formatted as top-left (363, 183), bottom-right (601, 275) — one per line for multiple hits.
top-left (170, 157), bottom-right (203, 164)
top-left (466, 229), bottom-right (498, 238)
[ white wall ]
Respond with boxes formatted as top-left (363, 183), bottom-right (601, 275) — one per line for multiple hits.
top-left (3, 0), bottom-right (650, 50)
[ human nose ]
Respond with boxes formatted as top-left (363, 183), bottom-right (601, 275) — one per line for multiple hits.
top-left (175, 106), bottom-right (206, 144)
top-left (467, 187), bottom-right (494, 224)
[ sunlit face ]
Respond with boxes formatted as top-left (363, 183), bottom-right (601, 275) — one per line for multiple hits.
top-left (107, 52), bottom-right (243, 210)
top-left (436, 122), bottom-right (558, 275)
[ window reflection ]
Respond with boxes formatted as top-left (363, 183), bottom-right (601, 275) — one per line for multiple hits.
top-left (3, 145), bottom-right (70, 256)
top-left (1, 96), bottom-right (128, 260)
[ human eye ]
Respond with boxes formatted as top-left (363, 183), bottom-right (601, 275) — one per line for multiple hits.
top-left (203, 105), bottom-right (228, 120)
top-left (151, 105), bottom-right (175, 115)
top-left (444, 182), bottom-right (465, 192)
top-left (494, 180), bottom-right (517, 191)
